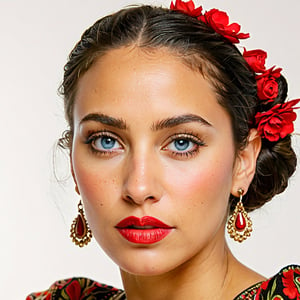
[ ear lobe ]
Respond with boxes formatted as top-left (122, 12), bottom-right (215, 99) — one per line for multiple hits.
top-left (70, 155), bottom-right (80, 195)
top-left (231, 129), bottom-right (262, 197)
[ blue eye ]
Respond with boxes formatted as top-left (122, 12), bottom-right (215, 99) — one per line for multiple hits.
top-left (96, 136), bottom-right (117, 150)
top-left (162, 133), bottom-right (206, 158)
top-left (93, 136), bottom-right (121, 151)
top-left (86, 132), bottom-right (122, 154)
top-left (169, 138), bottom-right (194, 152)
top-left (174, 139), bottom-right (192, 151)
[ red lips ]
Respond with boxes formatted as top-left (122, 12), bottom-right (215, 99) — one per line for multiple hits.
top-left (116, 216), bottom-right (173, 244)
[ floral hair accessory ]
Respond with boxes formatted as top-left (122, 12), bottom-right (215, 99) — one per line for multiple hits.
top-left (243, 48), bottom-right (299, 141)
top-left (170, 0), bottom-right (202, 18)
top-left (199, 9), bottom-right (249, 43)
top-left (255, 67), bottom-right (282, 102)
top-left (255, 99), bottom-right (300, 142)
top-left (243, 49), bottom-right (267, 73)
top-left (170, 0), bottom-right (299, 142)
top-left (243, 48), bottom-right (282, 103)
top-left (170, 0), bottom-right (249, 43)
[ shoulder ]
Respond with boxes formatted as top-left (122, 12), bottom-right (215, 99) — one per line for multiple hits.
top-left (26, 277), bottom-right (126, 300)
top-left (234, 265), bottom-right (300, 300)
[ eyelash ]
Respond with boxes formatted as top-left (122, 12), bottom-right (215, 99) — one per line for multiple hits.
top-left (84, 130), bottom-right (206, 158)
top-left (162, 132), bottom-right (206, 158)
top-left (84, 130), bottom-right (123, 156)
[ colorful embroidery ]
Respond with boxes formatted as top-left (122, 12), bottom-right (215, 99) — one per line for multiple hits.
top-left (235, 265), bottom-right (300, 300)
top-left (26, 277), bottom-right (126, 300)
top-left (28, 265), bottom-right (300, 299)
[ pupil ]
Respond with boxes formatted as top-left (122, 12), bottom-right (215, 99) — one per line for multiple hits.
top-left (101, 137), bottom-right (115, 149)
top-left (175, 139), bottom-right (189, 151)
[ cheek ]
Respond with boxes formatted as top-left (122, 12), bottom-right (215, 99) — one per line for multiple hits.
top-left (153, 153), bottom-right (235, 250)
top-left (165, 154), bottom-right (234, 209)
top-left (72, 156), bottom-right (121, 244)
top-left (72, 153), bottom-right (120, 208)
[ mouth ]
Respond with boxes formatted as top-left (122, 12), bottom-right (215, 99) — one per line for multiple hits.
top-left (115, 216), bottom-right (173, 244)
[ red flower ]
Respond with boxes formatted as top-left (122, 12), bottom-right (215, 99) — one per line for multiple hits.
top-left (66, 281), bottom-right (82, 300)
top-left (199, 9), bottom-right (249, 43)
top-left (282, 269), bottom-right (300, 299)
top-left (255, 99), bottom-right (300, 142)
top-left (254, 278), bottom-right (271, 300)
top-left (243, 48), bottom-right (267, 73)
top-left (170, 0), bottom-right (203, 18)
top-left (256, 67), bottom-right (282, 101)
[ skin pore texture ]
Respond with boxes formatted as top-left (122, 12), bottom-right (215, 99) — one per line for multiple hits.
top-left (71, 46), bottom-right (264, 300)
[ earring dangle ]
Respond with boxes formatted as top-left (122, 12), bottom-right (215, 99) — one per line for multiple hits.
top-left (70, 200), bottom-right (92, 247)
top-left (227, 189), bottom-right (252, 242)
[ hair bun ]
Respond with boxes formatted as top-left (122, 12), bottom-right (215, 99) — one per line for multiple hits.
top-left (243, 135), bottom-right (297, 212)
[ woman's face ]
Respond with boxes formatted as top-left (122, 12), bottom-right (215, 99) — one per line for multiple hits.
top-left (71, 47), bottom-right (243, 275)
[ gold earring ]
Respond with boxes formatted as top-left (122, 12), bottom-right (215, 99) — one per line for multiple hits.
top-left (227, 188), bottom-right (252, 242)
top-left (70, 200), bottom-right (92, 247)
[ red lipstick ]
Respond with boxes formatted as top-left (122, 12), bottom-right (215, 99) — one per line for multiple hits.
top-left (115, 216), bottom-right (173, 244)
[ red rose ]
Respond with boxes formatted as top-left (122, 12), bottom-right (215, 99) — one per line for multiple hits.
top-left (199, 9), bottom-right (249, 43)
top-left (257, 77), bottom-right (278, 101)
top-left (256, 67), bottom-right (282, 101)
top-left (170, 0), bottom-right (203, 18)
top-left (255, 99), bottom-right (300, 142)
top-left (243, 48), bottom-right (267, 73)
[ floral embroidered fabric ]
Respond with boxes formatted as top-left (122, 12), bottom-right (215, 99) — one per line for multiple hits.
top-left (234, 265), bottom-right (300, 300)
top-left (26, 278), bottom-right (126, 300)
top-left (27, 265), bottom-right (300, 299)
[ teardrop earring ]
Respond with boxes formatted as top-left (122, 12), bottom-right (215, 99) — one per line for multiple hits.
top-left (227, 188), bottom-right (252, 242)
top-left (70, 200), bottom-right (92, 247)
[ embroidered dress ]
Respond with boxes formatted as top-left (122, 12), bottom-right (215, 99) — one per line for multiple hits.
top-left (234, 265), bottom-right (300, 300)
top-left (27, 265), bottom-right (300, 300)
top-left (26, 279), bottom-right (126, 300)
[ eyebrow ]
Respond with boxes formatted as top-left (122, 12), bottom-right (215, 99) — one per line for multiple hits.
top-left (80, 113), bottom-right (127, 130)
top-left (152, 114), bottom-right (212, 131)
top-left (79, 113), bottom-right (212, 131)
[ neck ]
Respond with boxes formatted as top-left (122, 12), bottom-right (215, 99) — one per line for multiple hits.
top-left (120, 231), bottom-right (244, 300)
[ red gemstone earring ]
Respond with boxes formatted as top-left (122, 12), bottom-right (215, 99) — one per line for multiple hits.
top-left (70, 200), bottom-right (92, 247)
top-left (227, 188), bottom-right (252, 242)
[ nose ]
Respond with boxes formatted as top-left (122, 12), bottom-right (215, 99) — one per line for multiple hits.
top-left (121, 150), bottom-right (162, 205)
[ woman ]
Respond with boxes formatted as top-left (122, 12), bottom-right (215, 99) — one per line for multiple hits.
top-left (28, 0), bottom-right (300, 299)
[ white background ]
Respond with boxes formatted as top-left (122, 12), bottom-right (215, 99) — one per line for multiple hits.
top-left (1, 0), bottom-right (299, 298)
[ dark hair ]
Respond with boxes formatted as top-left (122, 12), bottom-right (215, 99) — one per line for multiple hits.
top-left (59, 5), bottom-right (296, 212)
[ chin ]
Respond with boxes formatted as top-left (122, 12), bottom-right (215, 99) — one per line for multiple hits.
top-left (104, 248), bottom-right (164, 274)
top-left (112, 248), bottom-right (188, 277)
top-left (120, 262), bottom-right (171, 277)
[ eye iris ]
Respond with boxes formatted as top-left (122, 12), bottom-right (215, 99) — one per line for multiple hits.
top-left (100, 137), bottom-right (115, 149)
top-left (174, 139), bottom-right (190, 151)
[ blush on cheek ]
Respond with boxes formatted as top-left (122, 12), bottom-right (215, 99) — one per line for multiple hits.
top-left (166, 157), bottom-right (233, 207)
top-left (75, 163), bottom-right (122, 210)
top-left (75, 166), bottom-right (105, 203)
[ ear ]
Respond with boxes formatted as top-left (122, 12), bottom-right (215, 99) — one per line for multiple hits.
top-left (231, 129), bottom-right (262, 197)
top-left (70, 154), bottom-right (80, 195)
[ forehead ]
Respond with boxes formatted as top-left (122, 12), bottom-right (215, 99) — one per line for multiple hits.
top-left (73, 46), bottom-right (229, 129)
